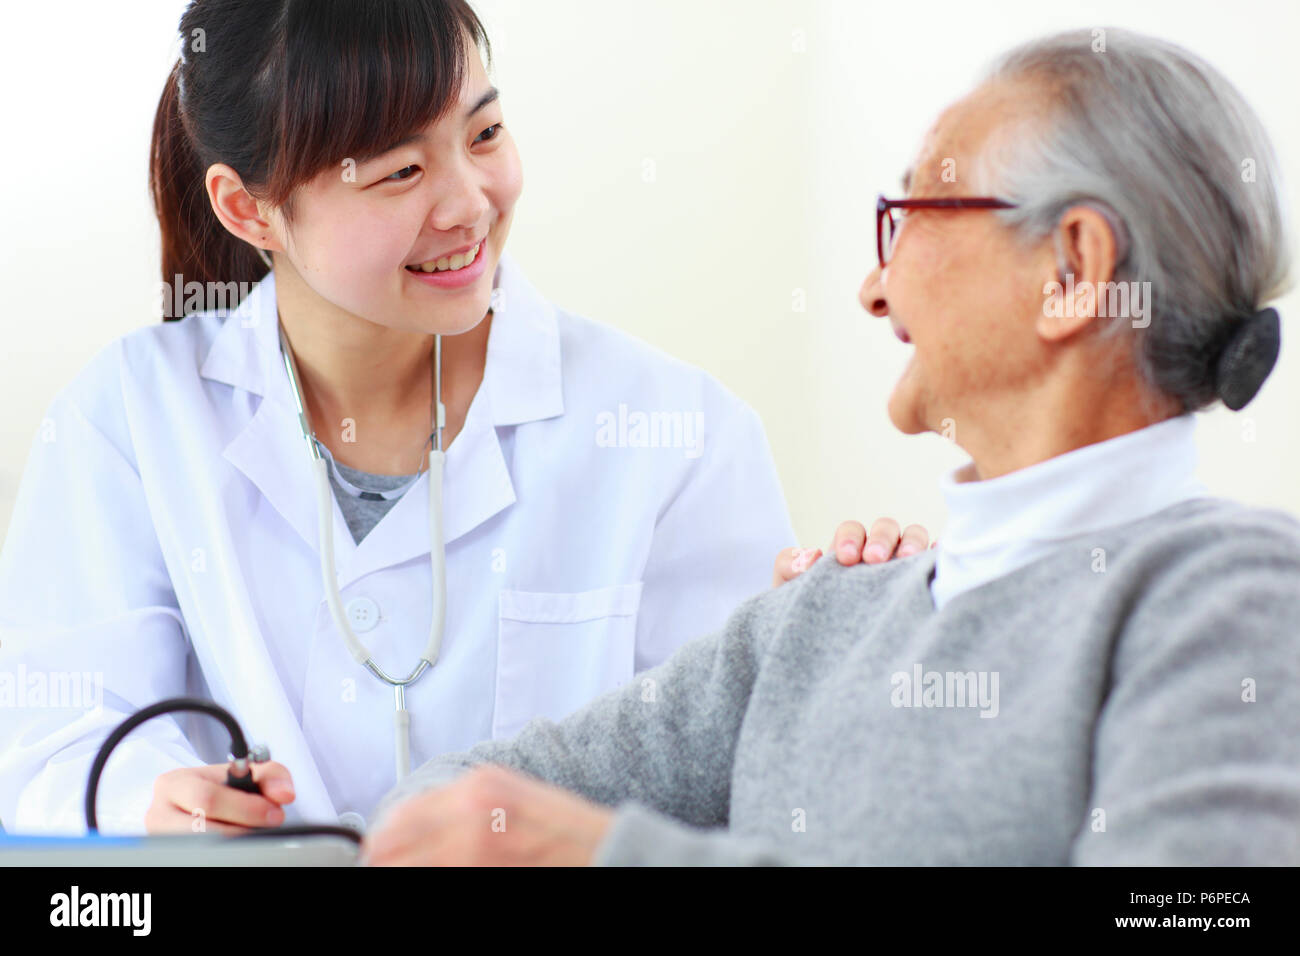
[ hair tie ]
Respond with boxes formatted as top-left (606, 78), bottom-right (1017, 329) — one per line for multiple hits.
top-left (1215, 307), bottom-right (1280, 411)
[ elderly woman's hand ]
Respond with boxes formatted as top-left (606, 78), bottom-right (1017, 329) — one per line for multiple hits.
top-left (773, 519), bottom-right (933, 586)
top-left (361, 764), bottom-right (615, 866)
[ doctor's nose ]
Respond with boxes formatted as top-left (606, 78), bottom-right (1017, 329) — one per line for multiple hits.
top-left (858, 265), bottom-right (889, 318)
top-left (426, 167), bottom-right (491, 233)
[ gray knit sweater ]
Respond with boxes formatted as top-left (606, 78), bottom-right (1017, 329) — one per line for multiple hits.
top-left (371, 497), bottom-right (1300, 865)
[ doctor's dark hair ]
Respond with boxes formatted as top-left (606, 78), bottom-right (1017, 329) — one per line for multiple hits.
top-left (150, 0), bottom-right (490, 316)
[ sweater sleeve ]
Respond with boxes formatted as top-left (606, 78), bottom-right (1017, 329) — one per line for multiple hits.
top-left (591, 801), bottom-right (802, 865)
top-left (1070, 510), bottom-right (1300, 865)
top-left (369, 572), bottom-right (807, 841)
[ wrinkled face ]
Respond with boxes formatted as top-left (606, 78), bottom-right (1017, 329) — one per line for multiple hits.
top-left (858, 82), bottom-right (1052, 439)
top-left (265, 35), bottom-right (522, 335)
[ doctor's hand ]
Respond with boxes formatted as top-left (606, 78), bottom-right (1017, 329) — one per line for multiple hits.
top-left (361, 764), bottom-right (614, 866)
top-left (773, 518), bottom-right (933, 586)
top-left (145, 761), bottom-right (296, 835)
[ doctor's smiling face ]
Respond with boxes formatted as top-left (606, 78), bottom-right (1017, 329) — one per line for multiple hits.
top-left (251, 35), bottom-right (520, 338)
top-left (175, 0), bottom-right (513, 457)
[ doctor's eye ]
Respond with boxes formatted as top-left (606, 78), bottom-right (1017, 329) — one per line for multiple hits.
top-left (474, 124), bottom-right (502, 145)
top-left (385, 165), bottom-right (420, 182)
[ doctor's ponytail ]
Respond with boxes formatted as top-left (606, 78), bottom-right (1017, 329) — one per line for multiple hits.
top-left (151, 59), bottom-right (266, 305)
top-left (148, 0), bottom-right (491, 319)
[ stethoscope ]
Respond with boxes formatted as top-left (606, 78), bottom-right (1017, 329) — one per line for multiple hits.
top-left (275, 313), bottom-right (447, 783)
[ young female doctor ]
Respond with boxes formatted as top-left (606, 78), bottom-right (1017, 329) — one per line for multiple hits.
top-left (0, 0), bottom-right (927, 836)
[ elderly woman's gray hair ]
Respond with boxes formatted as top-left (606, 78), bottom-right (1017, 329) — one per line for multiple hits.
top-left (973, 27), bottom-right (1292, 412)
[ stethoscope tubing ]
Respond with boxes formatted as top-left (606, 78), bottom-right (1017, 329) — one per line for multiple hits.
top-left (278, 322), bottom-right (447, 781)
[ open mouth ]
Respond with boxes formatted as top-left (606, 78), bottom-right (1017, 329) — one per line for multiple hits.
top-left (404, 241), bottom-right (482, 275)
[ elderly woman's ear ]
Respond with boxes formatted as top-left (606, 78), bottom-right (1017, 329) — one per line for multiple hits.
top-left (1036, 203), bottom-right (1124, 341)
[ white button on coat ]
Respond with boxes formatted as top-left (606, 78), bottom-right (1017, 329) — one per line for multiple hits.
top-left (337, 811), bottom-right (366, 832)
top-left (0, 254), bottom-right (795, 834)
top-left (344, 597), bottom-right (380, 633)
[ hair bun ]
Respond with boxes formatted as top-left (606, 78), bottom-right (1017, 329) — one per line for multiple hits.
top-left (1215, 307), bottom-right (1280, 411)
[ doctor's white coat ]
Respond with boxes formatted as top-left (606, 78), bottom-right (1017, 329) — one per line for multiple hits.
top-left (0, 255), bottom-right (795, 834)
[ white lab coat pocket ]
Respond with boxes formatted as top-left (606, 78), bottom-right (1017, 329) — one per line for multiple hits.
top-left (493, 582), bottom-right (643, 740)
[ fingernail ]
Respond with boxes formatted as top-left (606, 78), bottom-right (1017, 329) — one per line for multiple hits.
top-left (266, 806), bottom-right (285, 825)
top-left (897, 544), bottom-right (918, 557)
top-left (790, 548), bottom-right (813, 573)
top-left (838, 542), bottom-right (857, 560)
top-left (865, 544), bottom-right (888, 562)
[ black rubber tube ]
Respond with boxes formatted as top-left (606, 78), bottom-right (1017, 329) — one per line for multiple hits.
top-left (85, 696), bottom-right (250, 832)
top-left (84, 696), bottom-right (365, 846)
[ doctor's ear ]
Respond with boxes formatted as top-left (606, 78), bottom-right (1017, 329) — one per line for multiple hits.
top-left (205, 163), bottom-right (284, 257)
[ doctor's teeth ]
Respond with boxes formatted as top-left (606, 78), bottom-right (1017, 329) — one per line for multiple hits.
top-left (413, 243), bottom-right (480, 273)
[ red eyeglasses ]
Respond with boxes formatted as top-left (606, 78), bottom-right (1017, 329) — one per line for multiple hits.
top-left (877, 194), bottom-right (1017, 268)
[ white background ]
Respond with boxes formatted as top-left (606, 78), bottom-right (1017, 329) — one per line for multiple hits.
top-left (1, 0), bottom-right (1296, 548)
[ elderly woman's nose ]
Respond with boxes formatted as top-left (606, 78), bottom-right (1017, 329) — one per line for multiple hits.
top-left (859, 266), bottom-right (889, 317)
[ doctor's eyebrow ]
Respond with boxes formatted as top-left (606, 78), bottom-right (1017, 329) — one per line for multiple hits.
top-left (467, 87), bottom-right (500, 117)
top-left (900, 167), bottom-right (913, 193)
top-left (354, 87), bottom-right (501, 166)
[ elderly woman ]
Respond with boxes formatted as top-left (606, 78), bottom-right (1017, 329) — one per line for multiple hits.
top-left (361, 28), bottom-right (1300, 865)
